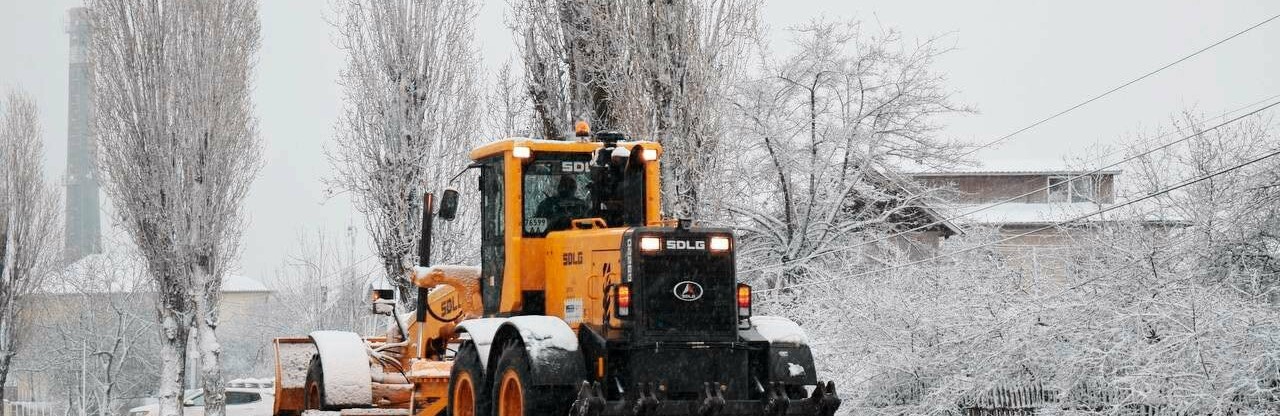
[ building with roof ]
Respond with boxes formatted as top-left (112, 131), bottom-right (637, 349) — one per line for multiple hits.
top-left (911, 169), bottom-right (1179, 278)
top-left (8, 253), bottom-right (277, 413)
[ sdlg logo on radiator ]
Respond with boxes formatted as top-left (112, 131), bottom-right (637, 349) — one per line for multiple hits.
top-left (673, 281), bottom-right (704, 301)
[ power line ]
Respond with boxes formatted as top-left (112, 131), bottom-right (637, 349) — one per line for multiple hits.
top-left (757, 144), bottom-right (1280, 294)
top-left (740, 97), bottom-right (1280, 275)
top-left (950, 13), bottom-right (1280, 161)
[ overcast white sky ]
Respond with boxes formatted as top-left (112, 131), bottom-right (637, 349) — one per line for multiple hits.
top-left (2, 1), bottom-right (1276, 281)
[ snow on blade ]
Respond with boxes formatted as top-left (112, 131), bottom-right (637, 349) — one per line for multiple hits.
top-left (276, 341), bottom-right (318, 389)
top-left (749, 316), bottom-right (810, 345)
top-left (308, 331), bottom-right (373, 407)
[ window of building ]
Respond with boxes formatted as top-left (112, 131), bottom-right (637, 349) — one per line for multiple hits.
top-left (1070, 176), bottom-right (1097, 202)
top-left (1047, 175), bottom-right (1099, 203)
top-left (1047, 177), bottom-right (1069, 202)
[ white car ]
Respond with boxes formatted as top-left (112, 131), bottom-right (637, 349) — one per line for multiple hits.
top-left (128, 387), bottom-right (273, 416)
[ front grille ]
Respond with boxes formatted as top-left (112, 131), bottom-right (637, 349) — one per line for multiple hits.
top-left (636, 254), bottom-right (736, 339)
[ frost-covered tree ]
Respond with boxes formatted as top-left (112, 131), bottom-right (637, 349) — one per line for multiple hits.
top-left (0, 90), bottom-right (62, 407)
top-left (328, 0), bottom-right (483, 302)
top-left (509, 0), bottom-right (759, 218)
top-left (485, 59), bottom-right (531, 139)
top-left (42, 243), bottom-right (158, 416)
top-left (778, 111), bottom-right (1280, 415)
top-left (1128, 112), bottom-right (1280, 293)
top-left (87, 2), bottom-right (262, 415)
top-left (728, 20), bottom-right (971, 291)
top-left (264, 229), bottom-right (379, 337)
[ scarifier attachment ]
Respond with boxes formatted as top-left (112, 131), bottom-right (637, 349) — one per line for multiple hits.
top-left (806, 381), bottom-right (842, 416)
top-left (571, 381), bottom-right (606, 416)
top-left (631, 382), bottom-right (660, 416)
top-left (763, 382), bottom-right (789, 416)
top-left (697, 382), bottom-right (726, 416)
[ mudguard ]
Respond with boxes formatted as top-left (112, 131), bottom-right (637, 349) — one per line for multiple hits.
top-left (455, 318), bottom-right (508, 368)
top-left (459, 316), bottom-right (587, 387)
top-left (739, 316), bottom-right (818, 385)
top-left (308, 331), bottom-right (373, 408)
top-left (739, 316), bottom-right (811, 345)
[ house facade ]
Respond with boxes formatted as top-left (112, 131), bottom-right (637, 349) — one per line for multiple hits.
top-left (911, 170), bottom-right (1124, 278)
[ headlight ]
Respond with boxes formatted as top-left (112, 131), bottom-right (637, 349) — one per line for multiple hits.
top-left (639, 236), bottom-right (661, 252)
top-left (709, 236), bottom-right (731, 252)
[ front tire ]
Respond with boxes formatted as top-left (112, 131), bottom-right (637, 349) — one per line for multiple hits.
top-left (303, 355), bottom-right (332, 411)
top-left (490, 340), bottom-right (573, 416)
top-left (449, 342), bottom-right (490, 416)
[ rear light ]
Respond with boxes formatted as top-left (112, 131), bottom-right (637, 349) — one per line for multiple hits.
top-left (709, 236), bottom-right (731, 252)
top-left (641, 148), bottom-right (658, 161)
top-left (639, 236), bottom-right (661, 252)
top-left (616, 284), bottom-right (632, 317)
top-left (737, 284), bottom-right (752, 319)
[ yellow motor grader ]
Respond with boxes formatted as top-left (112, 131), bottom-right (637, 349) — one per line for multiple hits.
top-left (271, 124), bottom-right (841, 416)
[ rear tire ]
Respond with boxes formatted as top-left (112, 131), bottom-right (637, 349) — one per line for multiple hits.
top-left (303, 355), bottom-right (333, 411)
top-left (490, 340), bottom-right (573, 416)
top-left (449, 342), bottom-right (490, 416)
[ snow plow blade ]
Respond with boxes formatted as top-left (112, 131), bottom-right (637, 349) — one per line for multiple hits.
top-left (272, 337), bottom-right (317, 416)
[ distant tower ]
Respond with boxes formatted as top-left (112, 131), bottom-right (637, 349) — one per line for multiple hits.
top-left (64, 7), bottom-right (101, 262)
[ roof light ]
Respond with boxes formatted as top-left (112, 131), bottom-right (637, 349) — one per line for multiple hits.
top-left (512, 145), bottom-right (531, 159)
top-left (641, 148), bottom-right (658, 162)
top-left (616, 284), bottom-right (632, 317)
top-left (709, 236), bottom-right (731, 252)
top-left (575, 120), bottom-right (591, 137)
top-left (639, 236), bottom-right (661, 252)
top-left (737, 284), bottom-right (752, 319)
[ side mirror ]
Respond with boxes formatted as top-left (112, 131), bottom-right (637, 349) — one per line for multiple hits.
top-left (438, 188), bottom-right (460, 221)
top-left (370, 289), bottom-right (395, 315)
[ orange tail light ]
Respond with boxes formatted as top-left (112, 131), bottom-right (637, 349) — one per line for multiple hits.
top-left (616, 284), bottom-right (632, 317)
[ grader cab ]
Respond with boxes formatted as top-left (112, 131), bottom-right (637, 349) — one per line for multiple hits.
top-left (271, 125), bottom-right (842, 416)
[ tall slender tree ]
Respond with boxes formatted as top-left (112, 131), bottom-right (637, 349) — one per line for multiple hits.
top-left (88, 2), bottom-right (262, 415)
top-left (509, 0), bottom-right (760, 218)
top-left (328, 0), bottom-right (483, 300)
top-left (0, 90), bottom-right (62, 408)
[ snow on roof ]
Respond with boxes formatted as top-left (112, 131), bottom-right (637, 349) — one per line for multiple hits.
top-left (223, 274), bottom-right (270, 293)
top-left (940, 202), bottom-right (1185, 226)
top-left (44, 253), bottom-right (271, 294)
top-left (910, 169), bottom-right (1122, 177)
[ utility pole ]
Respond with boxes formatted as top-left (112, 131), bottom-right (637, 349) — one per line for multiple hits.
top-left (78, 340), bottom-right (85, 416)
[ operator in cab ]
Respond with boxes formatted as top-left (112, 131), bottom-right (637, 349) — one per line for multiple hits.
top-left (534, 175), bottom-right (589, 232)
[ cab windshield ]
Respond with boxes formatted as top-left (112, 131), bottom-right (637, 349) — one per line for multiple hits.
top-left (522, 151), bottom-right (645, 237)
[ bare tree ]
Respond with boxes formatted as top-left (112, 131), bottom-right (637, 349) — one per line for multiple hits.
top-left (485, 58), bottom-right (532, 139)
top-left (43, 239), bottom-right (157, 416)
top-left (87, 2), bottom-right (262, 416)
top-left (728, 20), bottom-right (971, 290)
top-left (1128, 112), bottom-right (1280, 291)
top-left (264, 229), bottom-right (379, 337)
top-left (509, 0), bottom-right (759, 217)
top-left (327, 0), bottom-right (483, 301)
top-left (0, 90), bottom-right (63, 407)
